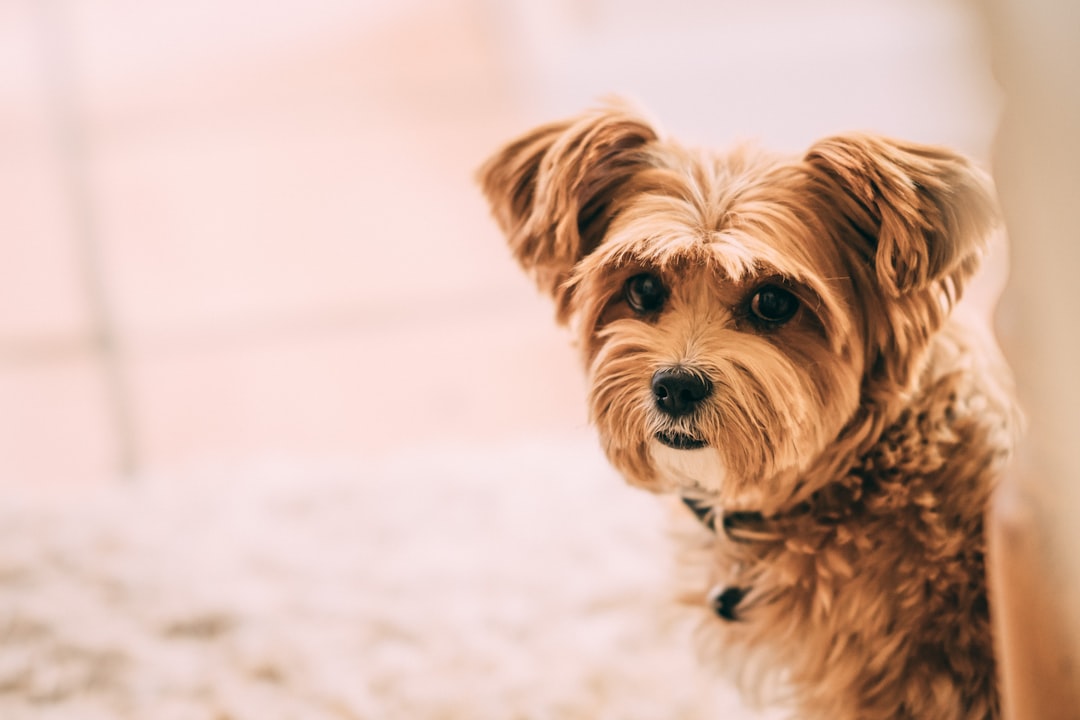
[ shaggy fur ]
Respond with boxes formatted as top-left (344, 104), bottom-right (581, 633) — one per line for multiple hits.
top-left (478, 103), bottom-right (1018, 719)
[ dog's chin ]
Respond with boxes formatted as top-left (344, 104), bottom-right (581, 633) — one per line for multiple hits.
top-left (648, 438), bottom-right (727, 495)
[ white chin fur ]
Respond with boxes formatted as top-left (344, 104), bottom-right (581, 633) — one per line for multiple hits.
top-left (649, 440), bottom-right (727, 494)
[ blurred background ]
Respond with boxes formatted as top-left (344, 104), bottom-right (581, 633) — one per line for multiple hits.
top-left (2, 0), bottom-right (1034, 718)
top-left (2, 0), bottom-right (1000, 492)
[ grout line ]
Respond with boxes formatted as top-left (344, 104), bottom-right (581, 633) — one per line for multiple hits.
top-left (35, 0), bottom-right (139, 480)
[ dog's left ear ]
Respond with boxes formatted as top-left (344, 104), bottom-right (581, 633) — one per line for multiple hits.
top-left (478, 106), bottom-right (659, 322)
top-left (804, 133), bottom-right (999, 298)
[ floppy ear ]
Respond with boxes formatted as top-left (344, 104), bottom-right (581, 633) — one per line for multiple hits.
top-left (477, 106), bottom-right (658, 321)
top-left (804, 133), bottom-right (999, 299)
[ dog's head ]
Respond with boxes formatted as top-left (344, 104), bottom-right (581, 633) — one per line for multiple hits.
top-left (479, 105), bottom-right (998, 511)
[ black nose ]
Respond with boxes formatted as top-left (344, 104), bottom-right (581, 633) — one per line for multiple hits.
top-left (651, 368), bottom-right (712, 417)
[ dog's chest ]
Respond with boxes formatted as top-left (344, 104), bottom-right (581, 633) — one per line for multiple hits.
top-left (691, 368), bottom-right (1009, 717)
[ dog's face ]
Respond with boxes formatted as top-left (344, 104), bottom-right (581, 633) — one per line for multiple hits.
top-left (480, 106), bottom-right (997, 511)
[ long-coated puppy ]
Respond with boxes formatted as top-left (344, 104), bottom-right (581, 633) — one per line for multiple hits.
top-left (478, 103), bottom-right (1018, 719)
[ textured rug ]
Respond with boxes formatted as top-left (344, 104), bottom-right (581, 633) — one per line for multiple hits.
top-left (0, 436), bottom-right (771, 719)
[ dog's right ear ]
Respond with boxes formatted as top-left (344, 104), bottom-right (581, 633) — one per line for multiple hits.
top-left (478, 107), bottom-right (658, 322)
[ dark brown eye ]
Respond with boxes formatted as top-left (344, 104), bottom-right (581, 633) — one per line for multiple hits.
top-left (750, 285), bottom-right (799, 324)
top-left (624, 273), bottom-right (667, 315)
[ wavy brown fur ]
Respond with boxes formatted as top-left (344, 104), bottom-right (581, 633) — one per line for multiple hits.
top-left (479, 103), bottom-right (1018, 719)
top-left (686, 324), bottom-right (1015, 719)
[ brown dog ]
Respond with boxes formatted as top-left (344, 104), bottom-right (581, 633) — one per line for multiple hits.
top-left (479, 103), bottom-right (1018, 719)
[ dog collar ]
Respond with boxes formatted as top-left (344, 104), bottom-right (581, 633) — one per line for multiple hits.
top-left (683, 493), bottom-right (824, 543)
top-left (682, 498), bottom-right (760, 621)
top-left (680, 496), bottom-right (716, 530)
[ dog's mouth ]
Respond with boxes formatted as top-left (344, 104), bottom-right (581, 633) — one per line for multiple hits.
top-left (655, 430), bottom-right (708, 450)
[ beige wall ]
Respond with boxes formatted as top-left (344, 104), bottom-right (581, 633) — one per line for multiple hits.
top-left (982, 0), bottom-right (1080, 715)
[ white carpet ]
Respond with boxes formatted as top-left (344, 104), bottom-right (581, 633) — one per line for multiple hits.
top-left (0, 436), bottom-right (768, 719)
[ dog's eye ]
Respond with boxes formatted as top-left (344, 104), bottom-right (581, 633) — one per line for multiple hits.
top-left (750, 285), bottom-right (799, 325)
top-left (624, 273), bottom-right (667, 315)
